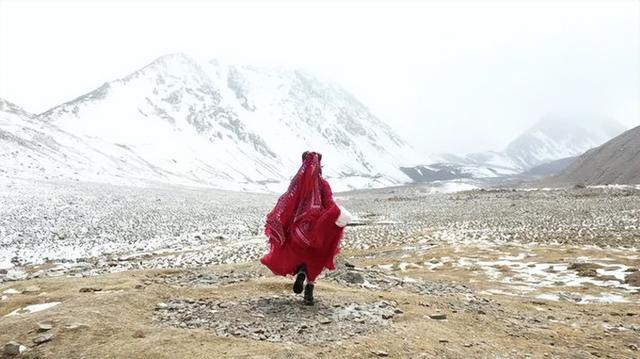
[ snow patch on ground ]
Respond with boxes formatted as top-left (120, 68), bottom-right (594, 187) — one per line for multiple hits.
top-left (4, 302), bottom-right (61, 317)
top-left (535, 293), bottom-right (560, 301)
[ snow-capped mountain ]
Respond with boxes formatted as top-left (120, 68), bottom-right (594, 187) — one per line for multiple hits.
top-left (503, 116), bottom-right (625, 169)
top-left (405, 116), bottom-right (625, 182)
top-left (2, 54), bottom-right (418, 191)
top-left (0, 98), bottom-right (195, 186)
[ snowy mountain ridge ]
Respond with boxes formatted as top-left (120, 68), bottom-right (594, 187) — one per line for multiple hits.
top-left (504, 116), bottom-right (625, 169)
top-left (406, 116), bottom-right (626, 182)
top-left (1, 53), bottom-right (421, 192)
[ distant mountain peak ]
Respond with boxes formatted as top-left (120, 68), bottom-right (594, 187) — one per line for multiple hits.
top-left (504, 116), bottom-right (626, 169)
top-left (119, 53), bottom-right (209, 86)
top-left (405, 115), bottom-right (627, 183)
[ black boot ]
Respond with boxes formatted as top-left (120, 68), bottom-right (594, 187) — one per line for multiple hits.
top-left (293, 265), bottom-right (306, 294)
top-left (303, 283), bottom-right (314, 305)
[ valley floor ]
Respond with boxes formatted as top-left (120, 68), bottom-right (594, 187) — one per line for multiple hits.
top-left (1, 180), bottom-right (639, 358)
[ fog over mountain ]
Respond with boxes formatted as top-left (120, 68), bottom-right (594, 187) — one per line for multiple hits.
top-left (1, 0), bottom-right (638, 190)
top-left (1, 0), bottom-right (638, 155)
top-left (504, 116), bottom-right (625, 169)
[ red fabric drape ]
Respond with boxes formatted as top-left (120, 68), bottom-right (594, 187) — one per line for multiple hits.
top-left (261, 152), bottom-right (343, 282)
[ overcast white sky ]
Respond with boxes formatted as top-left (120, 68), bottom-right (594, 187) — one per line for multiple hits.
top-left (0, 0), bottom-right (638, 155)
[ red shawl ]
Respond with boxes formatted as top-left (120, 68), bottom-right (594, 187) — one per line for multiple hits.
top-left (261, 152), bottom-right (343, 281)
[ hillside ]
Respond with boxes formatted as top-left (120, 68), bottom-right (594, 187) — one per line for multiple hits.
top-left (554, 125), bottom-right (640, 184)
top-left (2, 54), bottom-right (419, 192)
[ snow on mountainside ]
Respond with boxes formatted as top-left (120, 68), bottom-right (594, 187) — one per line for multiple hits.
top-left (0, 98), bottom-right (195, 187)
top-left (405, 116), bottom-right (625, 182)
top-left (504, 116), bottom-right (625, 169)
top-left (2, 53), bottom-right (418, 192)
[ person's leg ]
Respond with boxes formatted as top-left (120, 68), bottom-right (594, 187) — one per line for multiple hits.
top-left (293, 264), bottom-right (306, 294)
top-left (303, 280), bottom-right (315, 305)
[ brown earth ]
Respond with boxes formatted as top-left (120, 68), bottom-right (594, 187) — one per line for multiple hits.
top-left (2, 244), bottom-right (639, 359)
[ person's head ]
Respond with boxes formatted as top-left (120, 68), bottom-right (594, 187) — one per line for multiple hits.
top-left (301, 151), bottom-right (323, 174)
top-left (301, 151), bottom-right (322, 163)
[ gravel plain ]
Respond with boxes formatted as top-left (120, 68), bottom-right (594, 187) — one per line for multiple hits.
top-left (2, 179), bottom-right (638, 282)
top-left (1, 179), bottom-right (639, 358)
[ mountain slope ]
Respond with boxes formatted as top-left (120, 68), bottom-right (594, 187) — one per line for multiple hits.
top-left (403, 117), bottom-right (625, 182)
top-left (504, 116), bottom-right (625, 169)
top-left (0, 98), bottom-right (192, 186)
top-left (7, 53), bottom-right (417, 191)
top-left (522, 156), bottom-right (576, 177)
top-left (553, 125), bottom-right (640, 185)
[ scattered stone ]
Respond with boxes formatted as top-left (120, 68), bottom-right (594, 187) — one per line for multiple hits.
top-left (372, 350), bottom-right (389, 357)
top-left (32, 333), bottom-right (55, 345)
top-left (63, 323), bottom-right (89, 330)
top-left (568, 263), bottom-right (602, 277)
top-left (5, 270), bottom-right (27, 281)
top-left (439, 338), bottom-right (449, 343)
top-left (3, 341), bottom-right (26, 356)
top-left (2, 182), bottom-right (639, 282)
top-left (342, 271), bottom-right (365, 284)
top-left (629, 344), bottom-right (638, 351)
top-left (625, 271), bottom-right (640, 287)
top-left (23, 285), bottom-right (41, 293)
top-left (132, 330), bottom-right (145, 338)
top-left (38, 323), bottom-right (53, 332)
top-left (326, 267), bottom-right (472, 296)
top-left (429, 314), bottom-right (447, 320)
top-left (154, 297), bottom-right (397, 344)
top-left (155, 268), bottom-right (263, 288)
top-left (156, 302), bottom-right (168, 309)
top-left (597, 275), bottom-right (619, 282)
top-left (79, 287), bottom-right (103, 293)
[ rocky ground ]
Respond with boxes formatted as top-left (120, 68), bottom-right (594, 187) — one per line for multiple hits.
top-left (1, 179), bottom-right (639, 358)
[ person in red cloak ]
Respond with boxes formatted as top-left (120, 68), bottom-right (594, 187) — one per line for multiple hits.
top-left (260, 151), bottom-right (352, 305)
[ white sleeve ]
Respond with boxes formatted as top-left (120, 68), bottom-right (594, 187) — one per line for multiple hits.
top-left (335, 205), bottom-right (352, 227)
